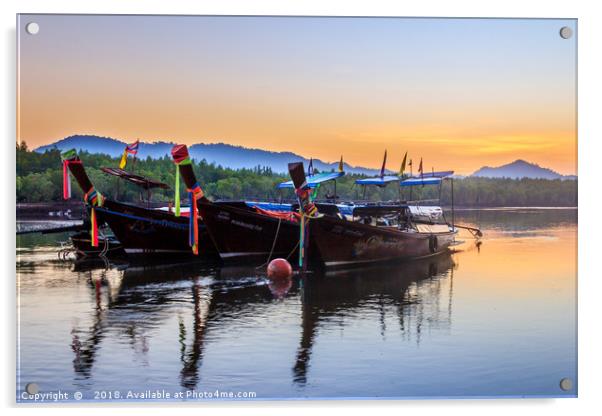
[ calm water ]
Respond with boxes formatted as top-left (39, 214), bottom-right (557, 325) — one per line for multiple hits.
top-left (16, 209), bottom-right (577, 401)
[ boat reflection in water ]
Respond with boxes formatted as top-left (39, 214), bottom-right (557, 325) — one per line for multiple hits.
top-left (70, 259), bottom-right (272, 389)
top-left (70, 252), bottom-right (455, 391)
top-left (293, 254), bottom-right (455, 385)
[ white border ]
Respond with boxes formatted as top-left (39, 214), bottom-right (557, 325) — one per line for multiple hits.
top-left (3, 1), bottom-right (601, 415)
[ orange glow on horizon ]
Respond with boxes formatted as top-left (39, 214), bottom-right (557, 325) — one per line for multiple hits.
top-left (17, 15), bottom-right (577, 176)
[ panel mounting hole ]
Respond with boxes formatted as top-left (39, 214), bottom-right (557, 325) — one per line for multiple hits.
top-left (25, 383), bottom-right (39, 394)
top-left (26, 22), bottom-right (40, 35)
top-left (559, 26), bottom-right (572, 39)
top-left (559, 377), bottom-right (573, 391)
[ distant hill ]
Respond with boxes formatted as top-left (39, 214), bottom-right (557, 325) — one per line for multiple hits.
top-left (472, 159), bottom-right (576, 180)
top-left (34, 135), bottom-right (384, 175)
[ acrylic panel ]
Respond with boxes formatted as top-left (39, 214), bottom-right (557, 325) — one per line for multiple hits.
top-left (16, 14), bottom-right (577, 402)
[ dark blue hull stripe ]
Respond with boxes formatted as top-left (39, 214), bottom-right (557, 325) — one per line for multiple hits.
top-left (96, 207), bottom-right (190, 231)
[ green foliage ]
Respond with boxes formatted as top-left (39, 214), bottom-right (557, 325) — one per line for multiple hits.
top-left (16, 143), bottom-right (577, 207)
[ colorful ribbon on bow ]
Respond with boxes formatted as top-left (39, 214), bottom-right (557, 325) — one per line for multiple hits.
top-left (295, 187), bottom-right (318, 217)
top-left (299, 212), bottom-right (306, 268)
top-left (295, 187), bottom-right (318, 268)
top-left (187, 183), bottom-right (204, 255)
top-left (61, 158), bottom-right (81, 200)
top-left (173, 156), bottom-right (193, 217)
top-left (84, 187), bottom-right (105, 247)
top-left (171, 145), bottom-right (205, 255)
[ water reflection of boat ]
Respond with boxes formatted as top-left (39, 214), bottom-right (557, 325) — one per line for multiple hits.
top-left (70, 248), bottom-right (455, 390)
top-left (70, 260), bottom-right (270, 388)
top-left (294, 253), bottom-right (455, 385)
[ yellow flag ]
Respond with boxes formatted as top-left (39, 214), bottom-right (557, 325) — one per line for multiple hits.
top-left (399, 152), bottom-right (407, 177)
top-left (119, 150), bottom-right (128, 169)
top-left (338, 156), bottom-right (344, 172)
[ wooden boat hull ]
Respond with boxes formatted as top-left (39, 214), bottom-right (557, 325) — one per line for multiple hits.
top-left (308, 216), bottom-right (456, 269)
top-left (61, 148), bottom-right (219, 258)
top-left (198, 201), bottom-right (305, 263)
top-left (198, 200), bottom-right (455, 269)
top-left (93, 199), bottom-right (219, 258)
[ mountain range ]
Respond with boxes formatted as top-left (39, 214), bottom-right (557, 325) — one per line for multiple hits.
top-left (471, 159), bottom-right (576, 180)
top-left (34, 135), bottom-right (576, 180)
top-left (35, 135), bottom-right (381, 175)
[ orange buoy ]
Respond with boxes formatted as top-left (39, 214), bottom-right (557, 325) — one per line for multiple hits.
top-left (267, 258), bottom-right (293, 280)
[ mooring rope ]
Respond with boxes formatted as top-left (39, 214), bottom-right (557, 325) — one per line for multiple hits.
top-left (254, 211), bottom-right (318, 270)
top-left (99, 229), bottom-right (109, 257)
top-left (255, 217), bottom-right (283, 270)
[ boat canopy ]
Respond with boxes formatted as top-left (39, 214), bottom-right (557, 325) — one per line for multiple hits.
top-left (277, 171), bottom-right (345, 189)
top-left (400, 177), bottom-right (443, 187)
top-left (415, 170), bottom-right (454, 179)
top-left (355, 175), bottom-right (400, 186)
top-left (101, 167), bottom-right (170, 190)
top-left (399, 171), bottom-right (454, 187)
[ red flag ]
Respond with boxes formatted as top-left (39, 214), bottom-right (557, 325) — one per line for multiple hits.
top-left (126, 140), bottom-right (139, 154)
top-left (418, 158), bottom-right (423, 177)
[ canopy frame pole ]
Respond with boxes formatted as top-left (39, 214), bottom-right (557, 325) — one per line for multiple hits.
top-left (334, 180), bottom-right (337, 203)
top-left (451, 178), bottom-right (455, 231)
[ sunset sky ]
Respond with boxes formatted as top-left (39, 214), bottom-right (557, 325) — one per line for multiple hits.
top-left (17, 15), bottom-right (577, 175)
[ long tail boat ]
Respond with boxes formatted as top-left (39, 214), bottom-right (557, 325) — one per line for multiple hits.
top-left (288, 162), bottom-right (459, 269)
top-left (61, 149), bottom-right (219, 257)
top-left (171, 144), bottom-right (309, 263)
top-left (172, 144), bottom-right (461, 268)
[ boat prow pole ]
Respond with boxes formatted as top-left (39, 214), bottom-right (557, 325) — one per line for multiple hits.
top-left (170, 144), bottom-right (209, 204)
top-left (288, 162), bottom-right (320, 270)
top-left (170, 144), bottom-right (208, 255)
top-left (60, 149), bottom-right (94, 194)
top-left (60, 149), bottom-right (105, 247)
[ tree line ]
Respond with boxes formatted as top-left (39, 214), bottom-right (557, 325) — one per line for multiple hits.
top-left (16, 143), bottom-right (577, 207)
